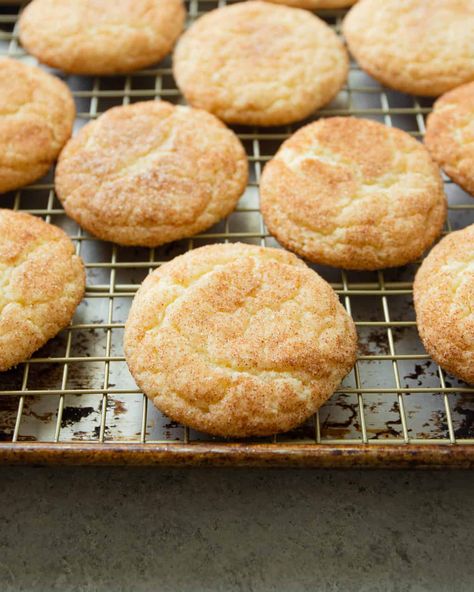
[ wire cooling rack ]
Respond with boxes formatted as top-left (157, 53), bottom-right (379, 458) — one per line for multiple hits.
top-left (0, 1), bottom-right (473, 467)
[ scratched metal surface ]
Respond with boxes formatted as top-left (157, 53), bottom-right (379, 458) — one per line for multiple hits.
top-left (0, 1), bottom-right (473, 452)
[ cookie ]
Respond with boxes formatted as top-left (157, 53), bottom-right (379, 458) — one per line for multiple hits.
top-left (0, 210), bottom-right (85, 372)
top-left (173, 1), bottom-right (348, 126)
top-left (414, 224), bottom-right (474, 384)
top-left (55, 101), bottom-right (248, 246)
top-left (264, 0), bottom-right (356, 8)
top-left (425, 82), bottom-right (474, 197)
top-left (19, 0), bottom-right (185, 75)
top-left (260, 117), bottom-right (446, 270)
top-left (124, 243), bottom-right (357, 437)
top-left (343, 0), bottom-right (474, 96)
top-left (0, 58), bottom-right (74, 193)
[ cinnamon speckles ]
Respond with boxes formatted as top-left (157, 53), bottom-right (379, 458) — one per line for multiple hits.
top-left (124, 243), bottom-right (357, 437)
top-left (414, 224), bottom-right (474, 385)
top-left (0, 209), bottom-right (85, 372)
top-left (19, 0), bottom-right (185, 75)
top-left (260, 117), bottom-right (446, 270)
top-left (0, 58), bottom-right (74, 193)
top-left (173, 1), bottom-right (348, 126)
top-left (55, 101), bottom-right (248, 247)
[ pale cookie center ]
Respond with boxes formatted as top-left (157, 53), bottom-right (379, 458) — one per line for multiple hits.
top-left (279, 142), bottom-right (431, 203)
top-left (141, 258), bottom-right (334, 395)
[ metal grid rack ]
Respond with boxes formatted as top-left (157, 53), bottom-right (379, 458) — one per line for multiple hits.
top-left (0, 1), bottom-right (473, 467)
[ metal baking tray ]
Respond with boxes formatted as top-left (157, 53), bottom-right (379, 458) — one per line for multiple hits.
top-left (0, 1), bottom-right (473, 468)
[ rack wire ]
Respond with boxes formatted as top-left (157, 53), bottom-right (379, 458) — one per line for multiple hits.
top-left (0, 1), bottom-right (473, 467)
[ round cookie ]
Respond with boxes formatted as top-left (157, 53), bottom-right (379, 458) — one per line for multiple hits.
top-left (19, 0), bottom-right (185, 75)
top-left (343, 0), bottom-right (474, 96)
top-left (414, 224), bottom-right (474, 384)
top-left (264, 0), bottom-right (357, 8)
top-left (124, 243), bottom-right (357, 437)
top-left (425, 82), bottom-right (474, 197)
top-left (0, 58), bottom-right (74, 193)
top-left (55, 101), bottom-right (248, 247)
top-left (173, 1), bottom-right (348, 126)
top-left (260, 117), bottom-right (446, 270)
top-left (0, 210), bottom-right (85, 372)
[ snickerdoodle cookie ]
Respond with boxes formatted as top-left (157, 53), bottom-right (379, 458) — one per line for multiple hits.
top-left (0, 58), bottom-right (74, 193)
top-left (124, 243), bottom-right (357, 437)
top-left (343, 0), bottom-right (474, 96)
top-left (260, 117), bottom-right (446, 270)
top-left (265, 0), bottom-right (356, 8)
top-left (55, 101), bottom-right (248, 247)
top-left (0, 210), bottom-right (85, 372)
top-left (19, 0), bottom-right (185, 75)
top-left (414, 224), bottom-right (474, 384)
top-left (425, 82), bottom-right (474, 197)
top-left (173, 1), bottom-right (348, 126)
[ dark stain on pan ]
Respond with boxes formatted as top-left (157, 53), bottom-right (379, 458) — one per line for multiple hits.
top-left (0, 395), bottom-right (60, 441)
top-left (403, 361), bottom-right (432, 386)
top-left (403, 361), bottom-right (442, 389)
top-left (432, 410), bottom-right (448, 437)
top-left (321, 396), bottom-right (359, 438)
top-left (27, 410), bottom-right (55, 422)
top-left (0, 408), bottom-right (16, 440)
top-left (278, 418), bottom-right (315, 441)
top-left (73, 430), bottom-right (87, 438)
top-left (112, 399), bottom-right (127, 416)
top-left (323, 426), bottom-right (353, 439)
top-left (375, 422), bottom-right (403, 440)
top-left (453, 405), bottom-right (474, 438)
top-left (73, 328), bottom-right (105, 355)
top-left (417, 409), bottom-right (448, 439)
top-left (366, 402), bottom-right (403, 439)
top-left (164, 420), bottom-right (181, 430)
top-left (92, 425), bottom-right (111, 439)
top-left (65, 329), bottom-right (107, 388)
top-left (0, 365), bottom-right (23, 391)
top-left (358, 329), bottom-right (389, 355)
top-left (0, 397), bottom-right (29, 441)
top-left (61, 406), bottom-right (95, 427)
top-left (0, 396), bottom-right (21, 414)
top-left (27, 363), bottom-right (63, 390)
top-left (156, 418), bottom-right (183, 441)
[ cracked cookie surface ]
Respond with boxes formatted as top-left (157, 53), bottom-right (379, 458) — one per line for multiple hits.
top-left (19, 0), bottom-right (185, 75)
top-left (0, 58), bottom-right (74, 193)
top-left (0, 209), bottom-right (85, 372)
top-left (124, 243), bottom-right (357, 437)
top-left (260, 117), bottom-right (446, 270)
top-left (425, 82), bottom-right (474, 197)
top-left (55, 101), bottom-right (248, 246)
top-left (343, 0), bottom-right (474, 96)
top-left (414, 224), bottom-right (474, 384)
top-left (173, 1), bottom-right (348, 126)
